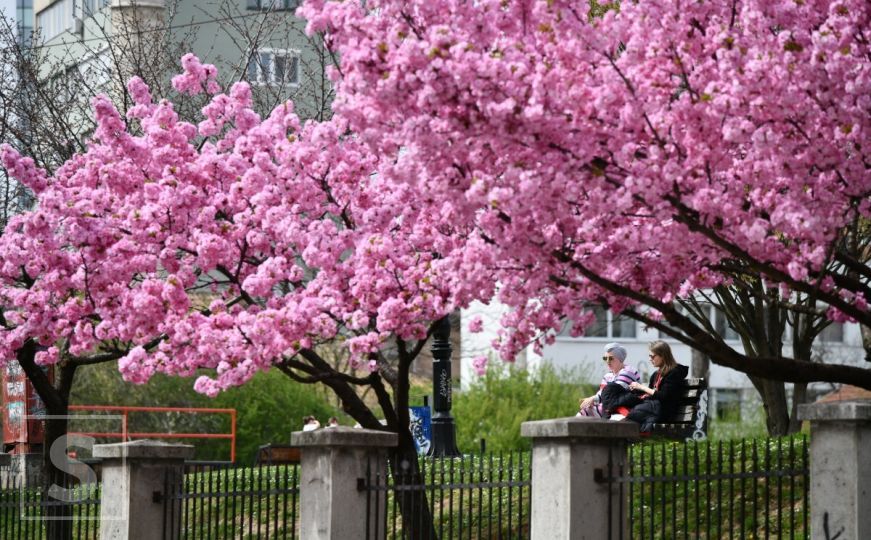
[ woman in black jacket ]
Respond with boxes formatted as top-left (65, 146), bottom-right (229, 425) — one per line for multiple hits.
top-left (626, 340), bottom-right (688, 433)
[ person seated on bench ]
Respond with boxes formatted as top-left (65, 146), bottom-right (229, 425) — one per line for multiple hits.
top-left (626, 340), bottom-right (688, 433)
top-left (577, 342), bottom-right (640, 418)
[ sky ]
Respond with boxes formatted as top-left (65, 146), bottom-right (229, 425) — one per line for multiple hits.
top-left (0, 0), bottom-right (13, 23)
top-left (0, 0), bottom-right (15, 38)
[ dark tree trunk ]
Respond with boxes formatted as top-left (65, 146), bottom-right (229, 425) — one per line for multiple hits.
top-left (788, 382), bottom-right (808, 434)
top-left (789, 319), bottom-right (816, 434)
top-left (15, 341), bottom-right (79, 540)
top-left (749, 376), bottom-right (790, 436)
top-left (387, 343), bottom-right (438, 540)
top-left (293, 345), bottom-right (439, 540)
top-left (389, 430), bottom-right (438, 540)
top-left (691, 348), bottom-right (710, 380)
top-left (348, 404), bottom-right (437, 539)
top-left (42, 414), bottom-right (74, 540)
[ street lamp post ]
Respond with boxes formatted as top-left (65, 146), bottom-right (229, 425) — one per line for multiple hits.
top-left (427, 316), bottom-right (461, 457)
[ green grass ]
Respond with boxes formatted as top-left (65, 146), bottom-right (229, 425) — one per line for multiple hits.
top-left (707, 405), bottom-right (769, 441)
top-left (627, 435), bottom-right (809, 539)
top-left (378, 453), bottom-right (531, 539)
top-left (174, 463), bottom-right (300, 539)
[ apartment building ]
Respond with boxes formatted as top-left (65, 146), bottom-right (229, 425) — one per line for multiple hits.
top-left (28, 0), bottom-right (330, 124)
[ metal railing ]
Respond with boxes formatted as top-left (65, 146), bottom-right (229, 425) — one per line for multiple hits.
top-left (596, 435), bottom-right (810, 539)
top-left (360, 450), bottom-right (532, 539)
top-left (0, 472), bottom-right (101, 540)
top-left (162, 461), bottom-right (300, 539)
top-left (69, 405), bottom-right (237, 462)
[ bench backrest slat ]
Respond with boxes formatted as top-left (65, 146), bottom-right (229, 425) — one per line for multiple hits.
top-left (655, 377), bottom-right (707, 439)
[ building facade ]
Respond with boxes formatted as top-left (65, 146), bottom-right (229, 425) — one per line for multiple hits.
top-left (460, 300), bottom-right (867, 421)
top-left (29, 0), bottom-right (330, 127)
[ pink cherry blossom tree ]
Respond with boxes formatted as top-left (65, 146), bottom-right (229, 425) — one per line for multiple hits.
top-left (298, 0), bottom-right (871, 405)
top-left (0, 54), bottom-right (448, 533)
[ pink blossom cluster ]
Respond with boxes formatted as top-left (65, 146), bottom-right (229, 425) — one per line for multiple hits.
top-left (301, 0), bottom-right (871, 360)
top-left (471, 355), bottom-right (488, 377)
top-left (171, 53), bottom-right (221, 96)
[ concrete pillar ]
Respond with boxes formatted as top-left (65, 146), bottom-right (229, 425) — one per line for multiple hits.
top-left (291, 427), bottom-right (397, 540)
top-left (798, 400), bottom-right (871, 540)
top-left (0, 453), bottom-right (9, 488)
top-left (521, 417), bottom-right (639, 540)
top-left (0, 453), bottom-right (43, 488)
top-left (93, 440), bottom-right (194, 540)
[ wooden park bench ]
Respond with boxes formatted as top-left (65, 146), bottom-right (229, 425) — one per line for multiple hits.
top-left (651, 377), bottom-right (708, 441)
top-left (254, 444), bottom-right (301, 465)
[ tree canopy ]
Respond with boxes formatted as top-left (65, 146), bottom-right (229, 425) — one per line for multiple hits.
top-left (297, 0), bottom-right (871, 386)
top-left (1, 0), bottom-right (870, 406)
top-left (0, 55), bottom-right (447, 399)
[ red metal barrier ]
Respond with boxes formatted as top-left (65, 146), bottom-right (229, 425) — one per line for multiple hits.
top-left (68, 405), bottom-right (237, 462)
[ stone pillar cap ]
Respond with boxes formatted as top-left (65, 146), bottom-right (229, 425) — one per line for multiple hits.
top-left (521, 417), bottom-right (640, 439)
top-left (93, 439), bottom-right (196, 460)
top-left (797, 400), bottom-right (871, 422)
top-left (291, 426), bottom-right (397, 448)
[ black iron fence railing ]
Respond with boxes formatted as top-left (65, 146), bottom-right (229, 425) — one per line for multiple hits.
top-left (360, 451), bottom-right (532, 540)
top-left (0, 472), bottom-right (101, 540)
top-left (596, 435), bottom-right (810, 539)
top-left (162, 461), bottom-right (300, 540)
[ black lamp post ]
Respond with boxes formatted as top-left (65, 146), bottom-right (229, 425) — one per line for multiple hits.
top-left (427, 316), bottom-right (461, 457)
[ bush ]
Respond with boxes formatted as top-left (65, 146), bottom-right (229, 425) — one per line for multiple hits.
top-left (452, 363), bottom-right (595, 452)
top-left (70, 363), bottom-right (341, 463)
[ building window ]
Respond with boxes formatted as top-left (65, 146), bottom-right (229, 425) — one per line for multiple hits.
top-left (247, 50), bottom-right (299, 86)
top-left (658, 304), bottom-right (741, 342)
top-left (819, 322), bottom-right (844, 343)
top-left (586, 305), bottom-right (608, 337)
top-left (16, 0), bottom-right (34, 47)
top-left (611, 314), bottom-right (637, 339)
top-left (246, 0), bottom-right (299, 10)
top-left (558, 305), bottom-right (636, 339)
top-left (81, 0), bottom-right (109, 17)
top-left (36, 0), bottom-right (74, 42)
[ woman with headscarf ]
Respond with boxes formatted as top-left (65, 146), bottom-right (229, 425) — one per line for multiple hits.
top-left (577, 342), bottom-right (640, 418)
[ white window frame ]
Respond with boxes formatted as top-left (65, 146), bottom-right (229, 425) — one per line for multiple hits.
top-left (247, 48), bottom-right (300, 86)
top-left (557, 305), bottom-right (638, 340)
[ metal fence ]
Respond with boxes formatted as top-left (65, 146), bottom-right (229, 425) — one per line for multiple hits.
top-left (597, 435), bottom-right (810, 539)
top-left (360, 451), bottom-right (531, 540)
top-left (162, 461), bottom-right (300, 540)
top-left (0, 473), bottom-right (101, 540)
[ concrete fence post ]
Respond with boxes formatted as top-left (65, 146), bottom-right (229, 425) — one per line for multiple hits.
top-left (521, 417), bottom-right (639, 540)
top-left (93, 440), bottom-right (194, 540)
top-left (291, 426), bottom-right (397, 540)
top-left (798, 400), bottom-right (871, 539)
